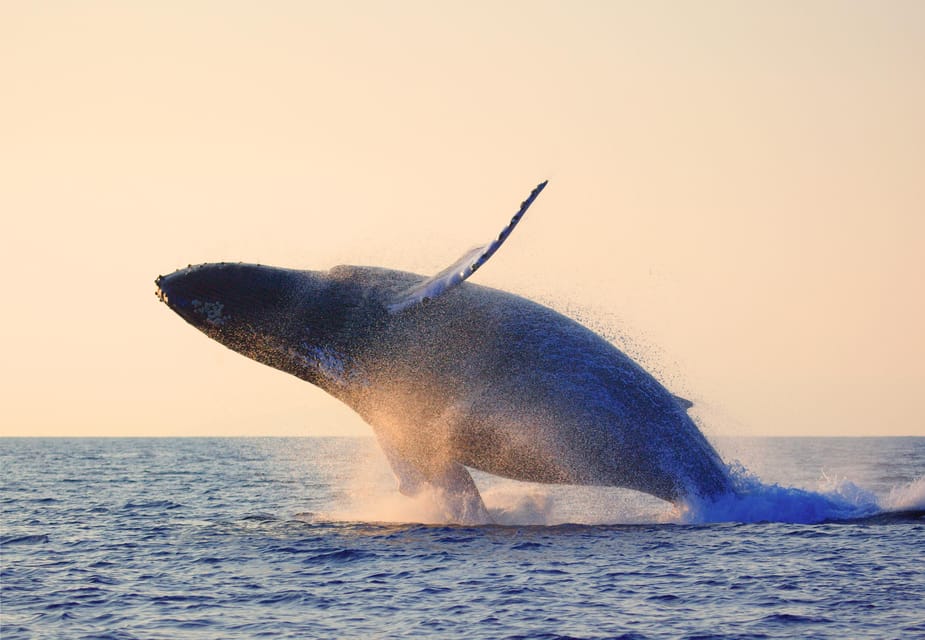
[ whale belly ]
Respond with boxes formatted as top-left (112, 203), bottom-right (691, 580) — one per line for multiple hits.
top-left (377, 286), bottom-right (733, 503)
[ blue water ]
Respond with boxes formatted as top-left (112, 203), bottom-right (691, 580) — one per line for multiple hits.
top-left (2, 437), bottom-right (923, 639)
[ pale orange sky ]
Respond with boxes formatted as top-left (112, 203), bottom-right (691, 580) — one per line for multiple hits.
top-left (1, 2), bottom-right (922, 437)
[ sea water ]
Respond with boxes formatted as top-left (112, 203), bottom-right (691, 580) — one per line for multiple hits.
top-left (1, 436), bottom-right (923, 639)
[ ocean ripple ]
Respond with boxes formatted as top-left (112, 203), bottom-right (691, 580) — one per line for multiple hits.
top-left (1, 437), bottom-right (923, 639)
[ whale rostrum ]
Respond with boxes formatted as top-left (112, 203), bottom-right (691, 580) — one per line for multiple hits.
top-left (156, 181), bottom-right (734, 523)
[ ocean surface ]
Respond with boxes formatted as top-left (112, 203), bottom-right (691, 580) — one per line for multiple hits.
top-left (1, 436), bottom-right (923, 639)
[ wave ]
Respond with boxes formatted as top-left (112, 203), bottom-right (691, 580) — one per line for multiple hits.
top-left (0, 534), bottom-right (49, 546)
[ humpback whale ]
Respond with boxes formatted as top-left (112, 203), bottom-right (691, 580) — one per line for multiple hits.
top-left (156, 182), bottom-right (734, 523)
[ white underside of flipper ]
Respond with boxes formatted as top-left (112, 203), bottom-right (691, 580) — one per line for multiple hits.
top-left (387, 181), bottom-right (547, 314)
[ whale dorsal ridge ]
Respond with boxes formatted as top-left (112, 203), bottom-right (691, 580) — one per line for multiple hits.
top-left (387, 180), bottom-right (548, 314)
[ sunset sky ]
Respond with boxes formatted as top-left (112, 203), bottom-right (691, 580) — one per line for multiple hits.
top-left (2, 2), bottom-right (923, 438)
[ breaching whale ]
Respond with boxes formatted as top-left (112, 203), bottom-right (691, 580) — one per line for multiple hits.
top-left (156, 182), bottom-right (734, 523)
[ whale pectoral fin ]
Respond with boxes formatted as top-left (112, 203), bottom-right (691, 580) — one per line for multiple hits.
top-left (375, 436), bottom-right (491, 524)
top-left (387, 180), bottom-right (548, 314)
top-left (429, 462), bottom-right (492, 525)
top-left (377, 437), bottom-right (427, 496)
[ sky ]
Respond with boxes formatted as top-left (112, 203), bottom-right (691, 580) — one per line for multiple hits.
top-left (1, 1), bottom-right (923, 438)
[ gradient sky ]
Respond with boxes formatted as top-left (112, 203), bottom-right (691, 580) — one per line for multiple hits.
top-left (2, 1), bottom-right (923, 438)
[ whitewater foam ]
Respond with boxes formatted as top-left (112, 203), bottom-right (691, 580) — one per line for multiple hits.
top-left (881, 475), bottom-right (925, 511)
top-left (323, 456), bottom-right (925, 527)
top-left (310, 436), bottom-right (925, 526)
top-left (678, 463), bottom-right (925, 525)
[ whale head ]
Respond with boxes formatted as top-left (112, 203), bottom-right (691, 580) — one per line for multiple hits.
top-left (155, 263), bottom-right (308, 331)
top-left (155, 263), bottom-right (382, 390)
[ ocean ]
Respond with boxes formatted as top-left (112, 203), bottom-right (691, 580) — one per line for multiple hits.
top-left (1, 436), bottom-right (923, 639)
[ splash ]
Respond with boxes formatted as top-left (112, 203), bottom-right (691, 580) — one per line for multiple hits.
top-left (316, 448), bottom-right (924, 526)
top-left (881, 475), bottom-right (925, 512)
top-left (320, 448), bottom-right (672, 525)
top-left (322, 482), bottom-right (673, 526)
top-left (323, 470), bottom-right (561, 526)
top-left (678, 463), bottom-right (925, 525)
top-left (679, 463), bottom-right (874, 524)
top-left (306, 435), bottom-right (925, 526)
